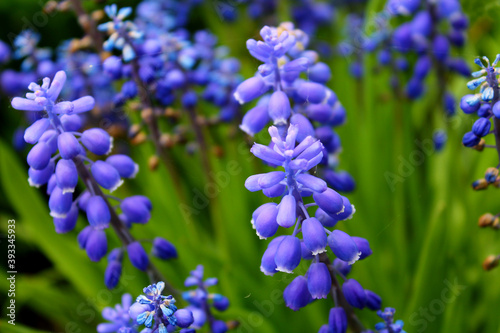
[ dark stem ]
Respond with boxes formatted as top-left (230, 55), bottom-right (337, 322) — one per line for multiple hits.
top-left (185, 105), bottom-right (212, 178)
top-left (294, 201), bottom-right (365, 332)
top-left (129, 59), bottom-right (187, 201)
top-left (68, 0), bottom-right (104, 53)
top-left (201, 298), bottom-right (215, 333)
top-left (490, 77), bottom-right (500, 161)
top-left (318, 253), bottom-right (366, 333)
top-left (73, 156), bottom-right (178, 296)
top-left (427, 1), bottom-right (447, 118)
top-left (276, 92), bottom-right (365, 331)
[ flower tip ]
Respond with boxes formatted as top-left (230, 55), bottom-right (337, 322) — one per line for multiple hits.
top-left (276, 266), bottom-right (294, 274)
top-left (27, 177), bottom-right (41, 188)
top-left (50, 211), bottom-right (67, 219)
top-left (109, 179), bottom-right (124, 193)
top-left (260, 265), bottom-right (275, 276)
top-left (311, 248), bottom-right (327, 256)
top-left (347, 252), bottom-right (362, 265)
top-left (233, 91), bottom-right (245, 105)
top-left (61, 187), bottom-right (75, 194)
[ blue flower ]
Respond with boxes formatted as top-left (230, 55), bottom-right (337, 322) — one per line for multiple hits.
top-left (181, 265), bottom-right (229, 331)
top-left (239, 25), bottom-right (381, 328)
top-left (12, 71), bottom-right (95, 114)
top-left (10, 70), bottom-right (166, 286)
top-left (375, 307), bottom-right (406, 333)
top-left (460, 56), bottom-right (500, 153)
top-left (98, 5), bottom-right (143, 62)
top-left (134, 282), bottom-right (178, 331)
top-left (97, 293), bottom-right (137, 333)
top-left (283, 275), bottom-right (312, 311)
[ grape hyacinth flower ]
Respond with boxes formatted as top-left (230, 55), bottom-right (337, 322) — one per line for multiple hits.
top-left (97, 4), bottom-right (242, 183)
top-left (0, 39), bottom-right (11, 64)
top-left (364, 0), bottom-right (470, 146)
top-left (130, 281), bottom-right (194, 333)
top-left (460, 55), bottom-right (500, 270)
top-left (236, 22), bottom-right (354, 193)
top-left (12, 30), bottom-right (52, 72)
top-left (239, 22), bottom-right (388, 333)
top-left (11, 70), bottom-right (175, 288)
top-left (383, 0), bottom-right (470, 90)
top-left (374, 307), bottom-right (406, 333)
top-left (98, 5), bottom-right (143, 62)
top-left (97, 293), bottom-right (137, 333)
top-left (182, 265), bottom-right (232, 332)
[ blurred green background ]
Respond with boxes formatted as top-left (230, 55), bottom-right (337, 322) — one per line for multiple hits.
top-left (2, 0), bottom-right (500, 332)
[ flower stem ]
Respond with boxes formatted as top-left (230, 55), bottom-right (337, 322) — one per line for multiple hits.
top-left (68, 0), bottom-right (104, 53)
top-left (319, 253), bottom-right (365, 333)
top-left (489, 75), bottom-right (500, 161)
top-left (73, 156), bottom-right (178, 296)
top-left (185, 104), bottom-right (212, 180)
top-left (295, 196), bottom-right (364, 332)
top-left (129, 59), bottom-right (188, 203)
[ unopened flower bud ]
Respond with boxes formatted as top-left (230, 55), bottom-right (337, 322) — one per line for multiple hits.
top-left (478, 213), bottom-right (496, 228)
top-left (148, 155), bottom-right (160, 170)
top-left (485, 167), bottom-right (499, 183)
top-left (483, 255), bottom-right (500, 271)
top-left (472, 178), bottom-right (489, 190)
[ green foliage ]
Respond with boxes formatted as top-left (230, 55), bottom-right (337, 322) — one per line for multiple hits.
top-left (2, 1), bottom-right (500, 333)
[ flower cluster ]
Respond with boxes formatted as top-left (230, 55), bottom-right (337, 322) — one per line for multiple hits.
top-left (97, 293), bottom-right (136, 333)
top-left (337, 14), bottom-right (366, 79)
top-left (11, 70), bottom-right (177, 287)
top-left (237, 22), bottom-right (355, 192)
top-left (98, 5), bottom-right (144, 62)
top-left (238, 23), bottom-right (387, 332)
top-left (365, 0), bottom-right (470, 102)
top-left (0, 2), bottom-right (242, 177)
top-left (460, 55), bottom-right (500, 270)
top-left (374, 307), bottom-right (406, 333)
top-left (13, 30), bottom-right (52, 72)
top-left (98, 4), bottom-right (242, 166)
top-left (130, 282), bottom-right (195, 333)
top-left (99, 267), bottom-right (234, 333)
top-left (182, 265), bottom-right (232, 333)
top-left (100, 281), bottom-right (193, 333)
